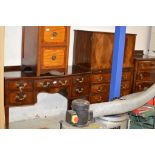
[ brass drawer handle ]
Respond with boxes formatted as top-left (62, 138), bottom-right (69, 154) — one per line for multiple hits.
top-left (40, 81), bottom-right (50, 88)
top-left (140, 64), bottom-right (144, 68)
top-left (51, 32), bottom-right (58, 39)
top-left (75, 88), bottom-right (84, 93)
top-left (139, 73), bottom-right (143, 80)
top-left (51, 55), bottom-right (56, 61)
top-left (59, 80), bottom-right (67, 86)
top-left (16, 82), bottom-right (27, 90)
top-left (98, 76), bottom-right (103, 82)
top-left (16, 93), bottom-right (27, 101)
top-left (97, 96), bottom-right (102, 102)
top-left (138, 84), bottom-right (142, 90)
top-left (97, 86), bottom-right (103, 92)
top-left (121, 84), bottom-right (127, 89)
top-left (76, 77), bottom-right (84, 83)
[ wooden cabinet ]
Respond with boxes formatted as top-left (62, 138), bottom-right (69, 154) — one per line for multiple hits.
top-left (73, 30), bottom-right (136, 71)
top-left (133, 56), bottom-right (155, 92)
top-left (22, 26), bottom-right (70, 76)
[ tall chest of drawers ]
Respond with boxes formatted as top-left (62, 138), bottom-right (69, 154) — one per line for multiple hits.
top-left (133, 56), bottom-right (155, 92)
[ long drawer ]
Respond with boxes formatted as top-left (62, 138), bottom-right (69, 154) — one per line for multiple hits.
top-left (137, 61), bottom-right (155, 70)
top-left (136, 71), bottom-right (155, 81)
top-left (34, 77), bottom-right (70, 90)
top-left (135, 81), bottom-right (154, 92)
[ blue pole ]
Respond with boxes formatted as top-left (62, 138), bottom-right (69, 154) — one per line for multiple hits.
top-left (109, 26), bottom-right (126, 101)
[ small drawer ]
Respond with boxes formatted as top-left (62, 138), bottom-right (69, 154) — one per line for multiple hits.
top-left (91, 84), bottom-right (109, 94)
top-left (91, 73), bottom-right (112, 83)
top-left (42, 26), bottom-right (67, 44)
top-left (71, 85), bottom-right (90, 98)
top-left (122, 72), bottom-right (132, 81)
top-left (6, 80), bottom-right (33, 91)
top-left (135, 82), bottom-right (154, 92)
top-left (72, 75), bottom-right (90, 85)
top-left (41, 47), bottom-right (66, 69)
top-left (7, 91), bottom-right (34, 106)
top-left (121, 81), bottom-right (130, 90)
top-left (136, 71), bottom-right (155, 81)
top-left (137, 61), bottom-right (155, 70)
top-left (34, 78), bottom-right (69, 90)
top-left (90, 94), bottom-right (108, 103)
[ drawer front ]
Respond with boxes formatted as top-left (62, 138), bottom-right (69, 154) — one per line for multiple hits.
top-left (6, 80), bottom-right (33, 91)
top-left (136, 71), bottom-right (155, 81)
top-left (71, 85), bottom-right (90, 98)
top-left (7, 91), bottom-right (34, 106)
top-left (34, 78), bottom-right (69, 90)
top-left (90, 94), bottom-right (108, 103)
top-left (72, 75), bottom-right (90, 85)
top-left (121, 81), bottom-right (131, 90)
top-left (91, 74), bottom-right (106, 83)
top-left (41, 47), bottom-right (66, 69)
top-left (135, 82), bottom-right (154, 92)
top-left (42, 26), bottom-right (66, 44)
top-left (91, 84), bottom-right (109, 94)
top-left (137, 61), bottom-right (155, 70)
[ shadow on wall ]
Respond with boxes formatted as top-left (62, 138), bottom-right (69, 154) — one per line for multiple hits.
top-left (9, 93), bottom-right (68, 122)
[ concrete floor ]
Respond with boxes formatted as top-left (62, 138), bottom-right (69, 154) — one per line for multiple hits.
top-left (9, 115), bottom-right (65, 129)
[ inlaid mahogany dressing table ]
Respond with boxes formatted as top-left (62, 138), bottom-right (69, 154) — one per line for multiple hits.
top-left (5, 27), bottom-right (154, 129)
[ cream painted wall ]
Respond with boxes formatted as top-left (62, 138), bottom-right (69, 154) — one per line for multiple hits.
top-left (4, 26), bottom-right (151, 122)
top-left (4, 26), bottom-right (22, 66)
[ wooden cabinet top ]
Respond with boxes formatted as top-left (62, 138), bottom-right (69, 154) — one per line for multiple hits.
top-left (134, 55), bottom-right (155, 61)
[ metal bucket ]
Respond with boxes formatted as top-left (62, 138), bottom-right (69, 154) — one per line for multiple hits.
top-left (95, 114), bottom-right (129, 129)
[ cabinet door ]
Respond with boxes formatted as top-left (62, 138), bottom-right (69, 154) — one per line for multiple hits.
top-left (123, 35), bottom-right (136, 68)
top-left (91, 33), bottom-right (114, 70)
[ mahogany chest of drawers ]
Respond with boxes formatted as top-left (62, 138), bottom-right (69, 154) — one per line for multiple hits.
top-left (133, 56), bottom-right (155, 92)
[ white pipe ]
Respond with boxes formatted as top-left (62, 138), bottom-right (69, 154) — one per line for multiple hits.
top-left (90, 84), bottom-right (155, 118)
